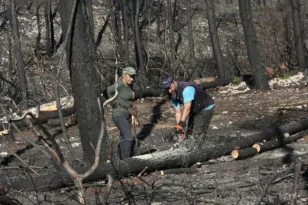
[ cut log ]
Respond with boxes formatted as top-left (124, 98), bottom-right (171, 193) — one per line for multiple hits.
top-left (21, 96), bottom-right (75, 121)
top-left (252, 139), bottom-right (280, 153)
top-left (231, 147), bottom-right (259, 160)
top-left (4, 119), bottom-right (308, 192)
top-left (160, 167), bottom-right (199, 175)
top-left (0, 96), bottom-right (76, 131)
top-left (0, 129), bottom-right (8, 135)
top-left (252, 129), bottom-right (308, 153)
top-left (37, 106), bottom-right (76, 124)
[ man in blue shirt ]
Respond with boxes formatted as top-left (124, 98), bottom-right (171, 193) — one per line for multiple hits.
top-left (162, 77), bottom-right (215, 144)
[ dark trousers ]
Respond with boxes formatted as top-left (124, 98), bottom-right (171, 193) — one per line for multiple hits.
top-left (187, 107), bottom-right (214, 144)
top-left (113, 115), bottom-right (135, 160)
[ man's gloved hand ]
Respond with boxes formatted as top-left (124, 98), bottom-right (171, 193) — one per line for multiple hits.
top-left (131, 115), bottom-right (139, 127)
top-left (174, 120), bottom-right (186, 134)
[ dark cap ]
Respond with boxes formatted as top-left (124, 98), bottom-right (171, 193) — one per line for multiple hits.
top-left (162, 76), bottom-right (174, 89)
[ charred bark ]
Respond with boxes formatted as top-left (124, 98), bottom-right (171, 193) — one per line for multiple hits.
top-left (121, 0), bottom-right (129, 65)
top-left (167, 0), bottom-right (176, 72)
top-left (133, 0), bottom-right (148, 89)
top-left (107, 0), bottom-right (124, 59)
top-left (10, 0), bottom-right (28, 106)
top-left (205, 0), bottom-right (225, 78)
top-left (35, 0), bottom-right (41, 55)
top-left (291, 0), bottom-right (307, 71)
top-left (59, 0), bottom-right (108, 164)
top-left (44, 0), bottom-right (55, 56)
top-left (238, 0), bottom-right (269, 90)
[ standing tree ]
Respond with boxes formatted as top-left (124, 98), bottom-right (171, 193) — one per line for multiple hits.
top-left (167, 0), bottom-right (176, 74)
top-left (121, 0), bottom-right (129, 65)
top-left (205, 0), bottom-right (225, 79)
top-left (59, 0), bottom-right (107, 164)
top-left (44, 0), bottom-right (55, 56)
top-left (10, 0), bottom-right (28, 106)
top-left (107, 0), bottom-right (124, 60)
top-left (290, 0), bottom-right (307, 71)
top-left (156, 0), bottom-right (162, 39)
top-left (127, 0), bottom-right (148, 89)
top-left (186, 0), bottom-right (200, 80)
top-left (35, 0), bottom-right (42, 56)
top-left (238, 0), bottom-right (269, 89)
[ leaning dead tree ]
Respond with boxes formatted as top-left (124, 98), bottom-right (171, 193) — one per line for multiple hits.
top-left (5, 118), bottom-right (308, 192)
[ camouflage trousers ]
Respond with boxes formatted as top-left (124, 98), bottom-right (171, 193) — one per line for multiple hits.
top-left (187, 107), bottom-right (215, 144)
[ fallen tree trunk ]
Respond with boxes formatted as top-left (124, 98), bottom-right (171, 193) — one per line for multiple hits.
top-left (252, 129), bottom-right (308, 153)
top-left (4, 119), bottom-right (308, 191)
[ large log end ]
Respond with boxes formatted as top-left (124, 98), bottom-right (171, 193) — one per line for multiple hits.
top-left (252, 144), bottom-right (261, 152)
top-left (231, 150), bottom-right (239, 159)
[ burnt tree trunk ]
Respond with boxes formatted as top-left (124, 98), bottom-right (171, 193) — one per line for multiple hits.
top-left (115, 0), bottom-right (124, 60)
top-left (238, 0), bottom-right (269, 90)
top-left (10, 0), bottom-right (28, 106)
top-left (35, 0), bottom-right (42, 55)
top-left (121, 0), bottom-right (129, 65)
top-left (156, 0), bottom-right (162, 39)
top-left (107, 0), bottom-right (124, 60)
top-left (205, 0), bottom-right (225, 79)
top-left (7, 119), bottom-right (308, 191)
top-left (187, 0), bottom-right (200, 81)
top-left (134, 0), bottom-right (148, 89)
top-left (7, 31), bottom-right (13, 85)
top-left (291, 0), bottom-right (307, 71)
top-left (167, 0), bottom-right (176, 74)
top-left (59, 0), bottom-right (107, 164)
top-left (44, 0), bottom-right (55, 56)
top-left (95, 14), bottom-right (110, 50)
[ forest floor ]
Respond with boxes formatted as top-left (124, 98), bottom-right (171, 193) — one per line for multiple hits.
top-left (2, 74), bottom-right (308, 205)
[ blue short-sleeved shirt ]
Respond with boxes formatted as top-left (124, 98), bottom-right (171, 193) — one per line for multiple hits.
top-left (172, 86), bottom-right (195, 107)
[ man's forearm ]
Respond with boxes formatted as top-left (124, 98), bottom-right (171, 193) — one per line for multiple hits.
top-left (175, 112), bottom-right (181, 124)
top-left (181, 107), bottom-right (190, 122)
top-left (180, 101), bottom-right (192, 123)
